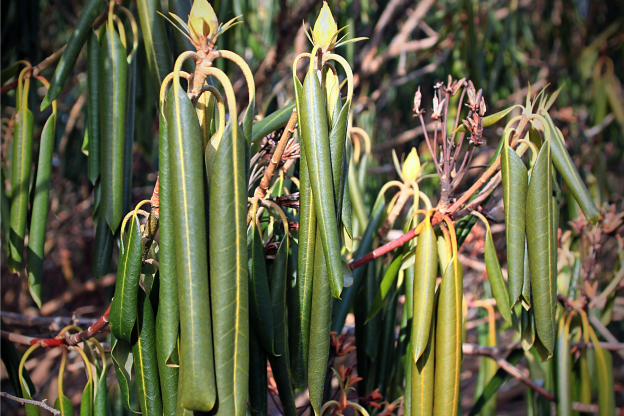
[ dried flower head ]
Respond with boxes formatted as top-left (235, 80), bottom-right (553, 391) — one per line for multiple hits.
top-left (413, 87), bottom-right (422, 114)
top-left (432, 95), bottom-right (446, 119)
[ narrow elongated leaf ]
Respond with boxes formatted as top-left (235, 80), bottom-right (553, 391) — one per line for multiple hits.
top-left (453, 105), bottom-right (521, 134)
top-left (411, 291), bottom-right (436, 416)
top-left (111, 338), bottom-right (140, 413)
top-left (122, 56), bottom-right (136, 216)
top-left (376, 284), bottom-right (399, 396)
top-left (308, 228), bottom-right (332, 415)
top-left (80, 378), bottom-right (94, 416)
top-left (55, 395), bottom-right (74, 416)
top-left (501, 135), bottom-right (528, 308)
top-left (526, 139), bottom-right (556, 359)
top-left (478, 216), bottom-right (513, 326)
top-left (541, 112), bottom-right (600, 223)
top-left (92, 213), bottom-right (114, 278)
top-left (249, 328), bottom-right (268, 416)
top-left (110, 214), bottom-right (142, 342)
top-left (332, 198), bottom-right (386, 333)
top-left (166, 85), bottom-right (216, 411)
top-left (366, 253), bottom-right (404, 322)
top-left (155, 111), bottom-right (179, 415)
top-left (209, 119), bottom-right (249, 416)
top-left (1, 319), bottom-right (35, 398)
top-left (251, 101), bottom-right (296, 143)
top-left (247, 220), bottom-right (275, 354)
top-left (556, 316), bottom-right (572, 416)
top-left (433, 259), bottom-right (463, 416)
top-left (99, 22), bottom-right (127, 233)
top-left (300, 71), bottom-right (343, 298)
top-left (87, 31), bottom-right (100, 184)
top-left (8, 108), bottom-right (33, 272)
top-left (586, 322), bottom-right (615, 416)
top-left (292, 76), bottom-right (314, 387)
top-left (133, 291), bottom-right (163, 416)
top-left (94, 362), bottom-right (107, 416)
top-left (42, 0), bottom-right (102, 109)
top-left (268, 238), bottom-right (297, 415)
top-left (137, 0), bottom-right (173, 92)
top-left (411, 216), bottom-right (438, 363)
top-left (27, 113), bottom-right (55, 307)
top-left (341, 139), bottom-right (353, 251)
top-left (328, 100), bottom-right (349, 218)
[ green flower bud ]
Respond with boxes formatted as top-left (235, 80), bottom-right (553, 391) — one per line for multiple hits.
top-left (312, 2), bottom-right (337, 52)
top-left (188, 0), bottom-right (218, 45)
top-left (402, 148), bottom-right (421, 183)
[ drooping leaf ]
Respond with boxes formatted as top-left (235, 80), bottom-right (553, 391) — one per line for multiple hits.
top-left (109, 213), bottom-right (143, 342)
top-left (99, 22), bottom-right (127, 233)
top-left (166, 84), bottom-right (216, 411)
top-left (251, 101), bottom-right (296, 144)
top-left (111, 338), bottom-right (140, 413)
top-left (209, 119), bottom-right (249, 415)
top-left (87, 31), bottom-right (100, 184)
top-left (501, 133), bottom-right (528, 309)
top-left (42, 0), bottom-right (103, 109)
top-left (366, 252), bottom-right (404, 323)
top-left (526, 138), bottom-right (557, 360)
top-left (137, 0), bottom-right (173, 93)
top-left (249, 328), bottom-right (268, 416)
top-left (411, 215), bottom-right (438, 363)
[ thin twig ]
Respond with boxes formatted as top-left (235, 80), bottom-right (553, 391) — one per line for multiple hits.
top-left (1, 391), bottom-right (61, 415)
top-left (254, 109), bottom-right (298, 199)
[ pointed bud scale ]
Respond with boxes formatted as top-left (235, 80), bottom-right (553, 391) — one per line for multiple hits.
top-left (312, 2), bottom-right (338, 51)
top-left (188, 0), bottom-right (218, 44)
top-left (402, 148), bottom-right (421, 183)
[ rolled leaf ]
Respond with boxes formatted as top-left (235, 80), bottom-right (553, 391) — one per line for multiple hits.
top-left (92, 213), bottom-right (114, 278)
top-left (411, 291), bottom-right (436, 416)
top-left (41, 0), bottom-right (102, 109)
top-left (8, 108), bottom-right (33, 272)
top-left (99, 22), bottom-right (127, 233)
top-left (501, 134), bottom-right (528, 308)
top-left (433, 259), bottom-right (463, 416)
top-left (109, 213), bottom-right (142, 342)
top-left (137, 0), bottom-right (173, 92)
top-left (300, 70), bottom-right (343, 298)
top-left (87, 31), bottom-right (100, 184)
top-left (526, 139), bottom-right (556, 359)
top-left (133, 291), bottom-right (163, 416)
top-left (308, 228), bottom-right (332, 415)
top-left (411, 215), bottom-right (438, 363)
top-left (27, 113), bottom-right (55, 307)
top-left (111, 338), bottom-right (140, 413)
top-left (209, 120), bottom-right (249, 416)
top-left (166, 85), bottom-right (216, 411)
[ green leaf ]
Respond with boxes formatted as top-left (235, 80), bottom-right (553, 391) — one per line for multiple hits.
top-left (341, 139), bottom-right (353, 251)
top-left (526, 138), bottom-right (556, 359)
top-left (8, 108), bottom-right (33, 272)
top-left (328, 99), bottom-right (350, 219)
top-left (365, 252), bottom-right (404, 323)
top-left (332, 197), bottom-right (386, 334)
top-left (521, 305), bottom-right (536, 351)
top-left (308, 227), bottom-right (333, 415)
top-left (93, 348), bottom-right (107, 416)
top-left (41, 0), bottom-right (102, 109)
top-left (433, 258), bottom-right (463, 416)
top-left (300, 70), bottom-right (343, 298)
top-left (586, 323), bottom-right (615, 416)
top-left (501, 134), bottom-right (528, 309)
top-left (54, 395), bottom-right (74, 416)
top-left (411, 217), bottom-right (438, 363)
top-left (411, 289), bottom-right (436, 416)
top-left (1, 319), bottom-right (35, 399)
top-left (111, 338), bottom-right (140, 413)
top-left (133, 291), bottom-right (163, 416)
top-left (247, 219), bottom-right (275, 354)
top-left (92, 213), bottom-right (114, 278)
top-left (166, 84), bottom-right (216, 411)
top-left (469, 349), bottom-right (524, 416)
top-left (99, 22), bottom-right (127, 233)
top-left (291, 75), bottom-right (314, 387)
top-left (375, 281), bottom-right (399, 396)
top-left (155, 111), bottom-right (180, 416)
top-left (251, 101), bottom-right (296, 144)
top-left (268, 238), bottom-right (297, 415)
top-left (80, 378), bottom-right (94, 416)
top-left (137, 0), bottom-right (173, 93)
top-left (556, 317), bottom-right (572, 416)
top-left (209, 119), bottom-right (249, 415)
top-left (27, 113), bottom-right (55, 307)
top-left (541, 111), bottom-right (600, 223)
top-left (122, 54), bottom-right (137, 217)
top-left (110, 213), bottom-right (143, 342)
top-left (249, 327), bottom-right (268, 416)
top-left (478, 216), bottom-right (513, 327)
top-left (87, 31), bottom-right (100, 184)
top-left (1, 62), bottom-right (19, 85)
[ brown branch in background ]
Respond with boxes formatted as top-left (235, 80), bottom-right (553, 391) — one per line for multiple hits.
top-left (254, 109), bottom-right (297, 199)
top-left (1, 391), bottom-right (61, 415)
top-left (0, 311), bottom-right (98, 332)
top-left (462, 343), bottom-right (555, 402)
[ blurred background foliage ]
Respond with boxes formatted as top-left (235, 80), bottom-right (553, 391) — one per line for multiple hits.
top-left (2, 0), bottom-right (623, 413)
